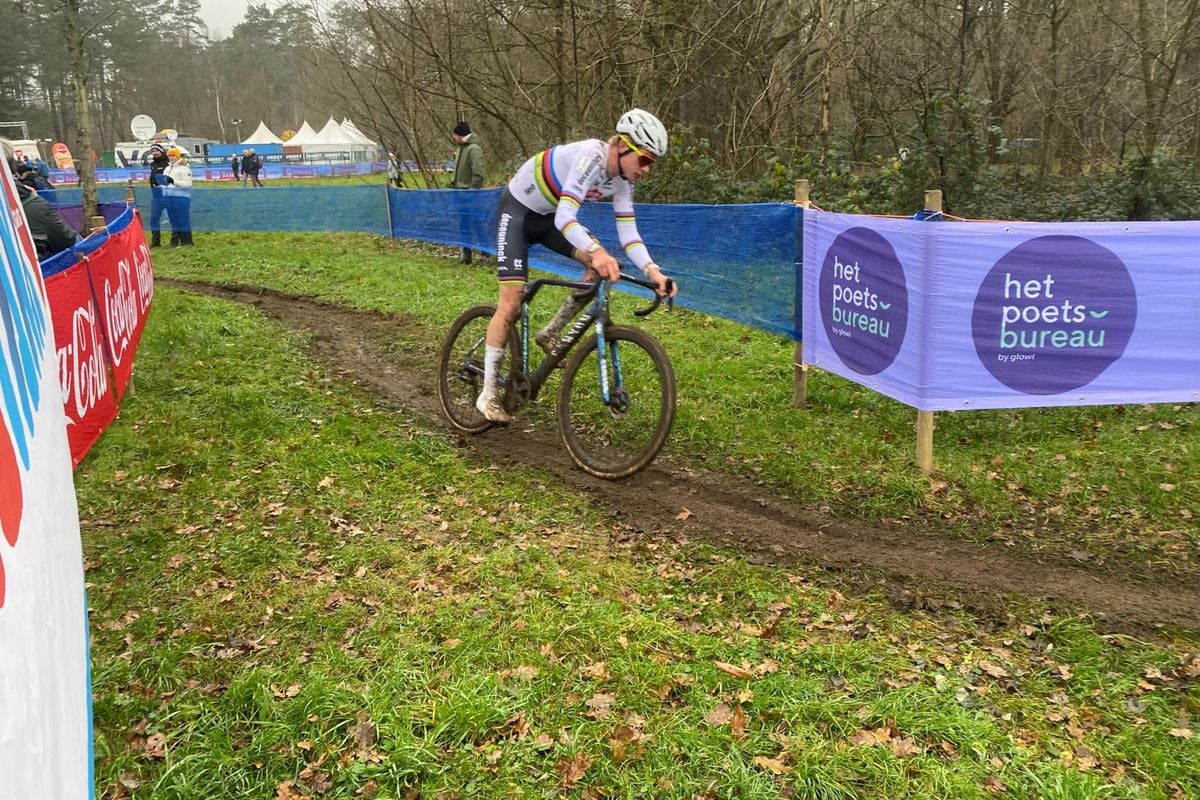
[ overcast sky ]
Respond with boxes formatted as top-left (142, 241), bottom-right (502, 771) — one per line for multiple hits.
top-left (199, 0), bottom-right (252, 39)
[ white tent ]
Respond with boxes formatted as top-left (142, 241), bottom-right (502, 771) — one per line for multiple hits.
top-left (340, 119), bottom-right (382, 161)
top-left (340, 119), bottom-right (375, 146)
top-left (297, 117), bottom-right (374, 161)
top-left (311, 117), bottom-right (358, 145)
top-left (243, 121), bottom-right (284, 145)
top-left (286, 120), bottom-right (320, 145)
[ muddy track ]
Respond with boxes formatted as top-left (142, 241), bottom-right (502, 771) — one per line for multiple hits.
top-left (165, 279), bottom-right (1200, 633)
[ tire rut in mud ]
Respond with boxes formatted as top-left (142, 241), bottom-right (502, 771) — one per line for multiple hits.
top-left (164, 279), bottom-right (1200, 633)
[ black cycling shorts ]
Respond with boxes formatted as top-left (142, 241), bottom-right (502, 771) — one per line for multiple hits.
top-left (495, 188), bottom-right (576, 283)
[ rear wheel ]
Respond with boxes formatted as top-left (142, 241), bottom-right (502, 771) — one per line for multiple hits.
top-left (557, 326), bottom-right (675, 479)
top-left (437, 305), bottom-right (517, 433)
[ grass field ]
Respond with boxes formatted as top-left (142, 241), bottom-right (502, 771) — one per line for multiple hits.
top-left (145, 233), bottom-right (1199, 577)
top-left (78, 233), bottom-right (1199, 799)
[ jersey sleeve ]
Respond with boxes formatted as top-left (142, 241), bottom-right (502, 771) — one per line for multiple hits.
top-left (612, 180), bottom-right (655, 273)
top-left (553, 144), bottom-right (608, 255)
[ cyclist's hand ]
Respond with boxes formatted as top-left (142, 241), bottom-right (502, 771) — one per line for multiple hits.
top-left (592, 250), bottom-right (621, 282)
top-left (647, 265), bottom-right (677, 297)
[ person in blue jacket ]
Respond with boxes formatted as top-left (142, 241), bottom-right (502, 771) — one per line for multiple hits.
top-left (146, 143), bottom-right (170, 246)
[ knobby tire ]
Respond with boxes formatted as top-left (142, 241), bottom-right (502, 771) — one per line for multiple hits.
top-left (557, 326), bottom-right (676, 479)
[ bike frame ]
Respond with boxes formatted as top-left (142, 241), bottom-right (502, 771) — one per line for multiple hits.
top-left (511, 277), bottom-right (612, 404)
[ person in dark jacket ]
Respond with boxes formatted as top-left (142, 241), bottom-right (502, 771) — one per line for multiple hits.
top-left (15, 181), bottom-right (77, 260)
top-left (230, 153), bottom-right (240, 181)
top-left (451, 120), bottom-right (485, 264)
top-left (240, 149), bottom-right (252, 187)
top-left (15, 164), bottom-right (58, 204)
top-left (146, 143), bottom-right (170, 246)
top-left (246, 148), bottom-right (264, 187)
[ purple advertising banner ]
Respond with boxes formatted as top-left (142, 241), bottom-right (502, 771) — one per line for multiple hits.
top-left (802, 211), bottom-right (1200, 411)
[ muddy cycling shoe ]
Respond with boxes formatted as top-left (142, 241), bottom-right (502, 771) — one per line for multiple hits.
top-left (534, 328), bottom-right (559, 355)
top-left (475, 394), bottom-right (513, 424)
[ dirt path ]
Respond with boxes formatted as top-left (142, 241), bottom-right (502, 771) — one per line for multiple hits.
top-left (166, 279), bottom-right (1200, 633)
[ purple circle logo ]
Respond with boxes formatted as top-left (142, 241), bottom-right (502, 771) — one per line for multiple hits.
top-left (972, 235), bottom-right (1136, 394)
top-left (819, 227), bottom-right (909, 375)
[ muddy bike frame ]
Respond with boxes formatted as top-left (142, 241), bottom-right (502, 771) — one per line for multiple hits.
top-left (500, 273), bottom-right (671, 411)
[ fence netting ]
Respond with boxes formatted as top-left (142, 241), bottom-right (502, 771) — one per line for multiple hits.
top-left (52, 186), bottom-right (392, 235)
top-left (47, 184), bottom-right (803, 339)
top-left (388, 188), bottom-right (802, 339)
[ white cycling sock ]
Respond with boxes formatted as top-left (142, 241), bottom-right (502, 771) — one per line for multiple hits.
top-left (480, 345), bottom-right (505, 400)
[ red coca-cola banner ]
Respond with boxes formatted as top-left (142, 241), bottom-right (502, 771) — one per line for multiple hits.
top-left (44, 266), bottom-right (119, 466)
top-left (41, 208), bottom-right (154, 465)
top-left (84, 212), bottom-right (154, 400)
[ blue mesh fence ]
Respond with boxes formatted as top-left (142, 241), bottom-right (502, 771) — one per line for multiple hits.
top-left (52, 185), bottom-right (392, 235)
top-left (44, 184), bottom-right (803, 339)
top-left (388, 188), bottom-right (803, 339)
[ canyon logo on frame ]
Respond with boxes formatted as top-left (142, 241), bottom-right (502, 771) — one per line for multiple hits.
top-left (0, 161), bottom-right (93, 798)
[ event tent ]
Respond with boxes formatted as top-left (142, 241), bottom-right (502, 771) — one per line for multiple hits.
top-left (243, 121), bottom-right (284, 145)
top-left (286, 121), bottom-right (320, 145)
top-left (340, 119), bottom-right (374, 146)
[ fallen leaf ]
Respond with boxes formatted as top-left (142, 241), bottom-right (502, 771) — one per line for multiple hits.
top-left (889, 737), bottom-right (921, 757)
top-left (714, 661), bottom-right (755, 680)
top-left (849, 727), bottom-right (892, 747)
top-left (979, 662), bottom-right (1010, 679)
top-left (555, 753), bottom-right (592, 786)
top-left (354, 710), bottom-right (378, 750)
top-left (143, 732), bottom-right (167, 759)
top-left (585, 692), bottom-right (616, 719)
top-left (275, 780), bottom-right (304, 800)
top-left (581, 661), bottom-right (610, 680)
top-left (318, 475), bottom-right (336, 489)
top-left (705, 703), bottom-right (734, 727)
top-left (675, 508), bottom-right (693, 520)
top-left (981, 776), bottom-right (1006, 794)
top-left (533, 733), bottom-right (555, 750)
top-left (752, 755), bottom-right (790, 774)
top-left (730, 704), bottom-right (748, 740)
top-left (1168, 728), bottom-right (1193, 739)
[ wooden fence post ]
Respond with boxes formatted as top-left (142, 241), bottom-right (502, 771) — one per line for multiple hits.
top-left (125, 182), bottom-right (135, 203)
top-left (793, 179), bottom-right (811, 407)
top-left (915, 189), bottom-right (942, 474)
top-left (89, 215), bottom-right (106, 233)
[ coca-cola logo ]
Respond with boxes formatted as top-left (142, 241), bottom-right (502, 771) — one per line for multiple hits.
top-left (58, 303), bottom-right (110, 422)
top-left (104, 258), bottom-right (141, 366)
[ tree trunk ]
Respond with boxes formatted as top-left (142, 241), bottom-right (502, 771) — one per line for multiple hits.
top-left (65, 0), bottom-right (98, 232)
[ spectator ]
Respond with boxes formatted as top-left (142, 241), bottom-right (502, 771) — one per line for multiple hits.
top-left (451, 120), bottom-right (485, 264)
top-left (246, 148), bottom-right (264, 188)
top-left (387, 153), bottom-right (400, 188)
top-left (16, 182), bottom-right (77, 259)
top-left (240, 148), bottom-right (252, 187)
top-left (230, 153), bottom-right (240, 182)
top-left (146, 143), bottom-right (170, 247)
top-left (15, 164), bottom-right (58, 204)
top-left (162, 147), bottom-right (194, 246)
top-left (34, 157), bottom-right (50, 181)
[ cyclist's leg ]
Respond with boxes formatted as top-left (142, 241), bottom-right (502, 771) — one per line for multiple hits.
top-left (533, 223), bottom-right (593, 351)
top-left (478, 190), bottom-right (532, 422)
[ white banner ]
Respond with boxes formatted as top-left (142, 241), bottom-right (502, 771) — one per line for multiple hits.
top-left (0, 160), bottom-right (92, 797)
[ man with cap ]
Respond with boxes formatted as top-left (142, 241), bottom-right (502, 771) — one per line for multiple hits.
top-left (451, 120), bottom-right (485, 264)
top-left (146, 143), bottom-right (170, 247)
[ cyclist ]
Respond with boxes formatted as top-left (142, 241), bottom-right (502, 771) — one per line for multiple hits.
top-left (476, 108), bottom-right (679, 424)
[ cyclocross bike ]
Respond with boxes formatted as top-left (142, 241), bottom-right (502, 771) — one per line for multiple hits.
top-left (437, 274), bottom-right (676, 480)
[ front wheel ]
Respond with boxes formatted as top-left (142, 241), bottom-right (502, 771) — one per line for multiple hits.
top-left (437, 305), bottom-right (516, 433)
top-left (557, 326), bottom-right (676, 479)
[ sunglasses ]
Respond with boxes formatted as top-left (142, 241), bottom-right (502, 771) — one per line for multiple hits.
top-left (620, 135), bottom-right (656, 167)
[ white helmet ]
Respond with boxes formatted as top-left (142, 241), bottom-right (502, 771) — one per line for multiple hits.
top-left (617, 108), bottom-right (668, 158)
